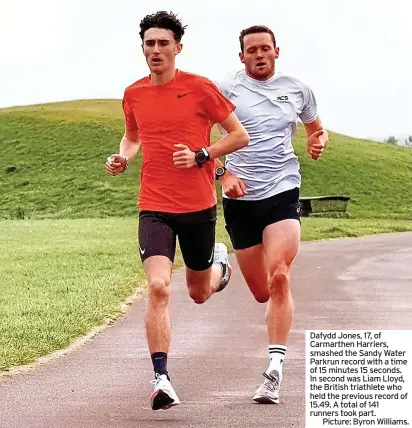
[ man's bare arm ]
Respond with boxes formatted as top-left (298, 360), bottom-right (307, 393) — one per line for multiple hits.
top-left (207, 112), bottom-right (248, 160)
top-left (106, 128), bottom-right (141, 176)
top-left (173, 113), bottom-right (248, 169)
top-left (214, 157), bottom-right (224, 168)
top-left (303, 117), bottom-right (329, 160)
top-left (212, 123), bottom-right (247, 198)
top-left (303, 116), bottom-right (324, 137)
top-left (213, 125), bottom-right (226, 169)
top-left (119, 128), bottom-right (141, 161)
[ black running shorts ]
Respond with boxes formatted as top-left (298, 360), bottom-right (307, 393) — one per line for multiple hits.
top-left (138, 206), bottom-right (217, 271)
top-left (223, 188), bottom-right (301, 250)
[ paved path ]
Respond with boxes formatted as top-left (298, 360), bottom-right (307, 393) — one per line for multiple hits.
top-left (1, 233), bottom-right (411, 428)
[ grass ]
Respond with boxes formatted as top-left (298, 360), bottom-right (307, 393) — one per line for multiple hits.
top-left (0, 218), bottom-right (140, 370)
top-left (300, 218), bottom-right (412, 241)
top-left (0, 215), bottom-right (231, 371)
top-left (1, 100), bottom-right (412, 220)
top-left (1, 99), bottom-right (411, 372)
top-left (2, 216), bottom-right (412, 371)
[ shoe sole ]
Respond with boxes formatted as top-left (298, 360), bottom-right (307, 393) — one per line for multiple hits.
top-left (162, 401), bottom-right (180, 410)
top-left (253, 395), bottom-right (279, 404)
top-left (151, 389), bottom-right (180, 410)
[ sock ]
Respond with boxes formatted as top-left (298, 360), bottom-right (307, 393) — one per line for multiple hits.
top-left (267, 344), bottom-right (287, 380)
top-left (151, 352), bottom-right (169, 380)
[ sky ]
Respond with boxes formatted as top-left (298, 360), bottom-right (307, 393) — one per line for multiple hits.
top-left (1, 0), bottom-right (411, 141)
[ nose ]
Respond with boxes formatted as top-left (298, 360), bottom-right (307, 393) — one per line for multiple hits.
top-left (256, 50), bottom-right (264, 59)
top-left (153, 42), bottom-right (160, 54)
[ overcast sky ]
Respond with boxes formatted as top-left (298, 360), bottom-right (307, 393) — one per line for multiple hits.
top-left (1, 0), bottom-right (411, 141)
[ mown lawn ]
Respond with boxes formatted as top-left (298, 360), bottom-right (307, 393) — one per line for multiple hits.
top-left (2, 216), bottom-right (412, 371)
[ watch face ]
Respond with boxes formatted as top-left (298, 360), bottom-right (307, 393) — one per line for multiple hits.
top-left (216, 167), bottom-right (225, 176)
top-left (196, 152), bottom-right (206, 162)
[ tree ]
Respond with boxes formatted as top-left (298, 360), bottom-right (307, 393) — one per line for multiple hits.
top-left (404, 135), bottom-right (412, 147)
top-left (385, 136), bottom-right (398, 145)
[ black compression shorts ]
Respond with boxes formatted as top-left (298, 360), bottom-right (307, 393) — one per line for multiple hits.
top-left (138, 205), bottom-right (217, 271)
top-left (223, 188), bottom-right (301, 250)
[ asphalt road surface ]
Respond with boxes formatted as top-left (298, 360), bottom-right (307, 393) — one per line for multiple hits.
top-left (1, 232), bottom-right (411, 428)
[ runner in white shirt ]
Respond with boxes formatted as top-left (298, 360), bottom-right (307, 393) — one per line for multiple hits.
top-left (215, 25), bottom-right (329, 404)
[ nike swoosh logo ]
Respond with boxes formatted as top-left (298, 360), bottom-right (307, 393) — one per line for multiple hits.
top-left (139, 244), bottom-right (146, 255)
top-left (208, 249), bottom-right (214, 263)
top-left (177, 93), bottom-right (189, 98)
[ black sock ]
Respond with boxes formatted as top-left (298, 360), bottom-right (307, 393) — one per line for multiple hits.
top-left (151, 352), bottom-right (169, 379)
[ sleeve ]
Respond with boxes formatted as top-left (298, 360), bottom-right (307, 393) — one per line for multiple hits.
top-left (298, 83), bottom-right (318, 124)
top-left (122, 93), bottom-right (138, 131)
top-left (197, 80), bottom-right (236, 124)
top-left (213, 79), bottom-right (230, 98)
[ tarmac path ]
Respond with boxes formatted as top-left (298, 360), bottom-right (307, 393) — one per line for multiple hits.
top-left (1, 232), bottom-right (411, 428)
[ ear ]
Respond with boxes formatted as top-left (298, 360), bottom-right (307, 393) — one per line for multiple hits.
top-left (141, 43), bottom-right (144, 54)
top-left (239, 52), bottom-right (245, 64)
top-left (175, 43), bottom-right (183, 55)
top-left (274, 47), bottom-right (280, 59)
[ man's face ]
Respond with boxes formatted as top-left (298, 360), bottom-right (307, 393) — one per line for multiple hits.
top-left (240, 33), bottom-right (279, 81)
top-left (142, 28), bottom-right (182, 74)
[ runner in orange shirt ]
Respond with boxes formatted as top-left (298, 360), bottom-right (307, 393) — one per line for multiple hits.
top-left (105, 11), bottom-right (248, 411)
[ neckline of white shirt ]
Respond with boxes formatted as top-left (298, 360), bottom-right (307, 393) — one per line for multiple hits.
top-left (243, 71), bottom-right (282, 86)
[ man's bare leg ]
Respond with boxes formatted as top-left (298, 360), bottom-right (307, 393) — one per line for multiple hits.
top-left (144, 256), bottom-right (180, 410)
top-left (144, 256), bottom-right (173, 356)
top-left (234, 243), bottom-right (269, 303)
top-left (263, 220), bottom-right (300, 349)
top-left (186, 243), bottom-right (232, 304)
top-left (250, 219), bottom-right (300, 403)
top-left (233, 220), bottom-right (300, 403)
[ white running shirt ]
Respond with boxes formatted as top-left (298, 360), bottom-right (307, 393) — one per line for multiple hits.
top-left (217, 70), bottom-right (317, 200)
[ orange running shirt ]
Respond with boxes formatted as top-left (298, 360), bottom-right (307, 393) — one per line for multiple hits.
top-left (122, 70), bottom-right (235, 213)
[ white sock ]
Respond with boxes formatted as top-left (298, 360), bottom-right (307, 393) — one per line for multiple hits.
top-left (267, 344), bottom-right (287, 380)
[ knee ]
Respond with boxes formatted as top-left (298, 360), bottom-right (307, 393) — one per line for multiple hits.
top-left (147, 276), bottom-right (170, 302)
top-left (188, 288), bottom-right (208, 304)
top-left (243, 279), bottom-right (270, 303)
top-left (268, 266), bottom-right (290, 298)
top-left (253, 292), bottom-right (270, 304)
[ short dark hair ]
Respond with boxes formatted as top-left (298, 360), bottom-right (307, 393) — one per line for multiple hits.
top-left (139, 11), bottom-right (187, 42)
top-left (239, 25), bottom-right (276, 52)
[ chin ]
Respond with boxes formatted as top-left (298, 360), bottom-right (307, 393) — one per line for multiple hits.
top-left (150, 66), bottom-right (165, 74)
top-left (253, 68), bottom-right (273, 80)
top-left (252, 71), bottom-right (268, 80)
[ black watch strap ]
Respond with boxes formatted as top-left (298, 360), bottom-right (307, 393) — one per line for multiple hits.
top-left (215, 166), bottom-right (227, 180)
top-left (195, 148), bottom-right (210, 167)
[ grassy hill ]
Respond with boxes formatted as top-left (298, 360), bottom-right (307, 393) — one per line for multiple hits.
top-left (1, 99), bottom-right (411, 372)
top-left (1, 100), bottom-right (411, 220)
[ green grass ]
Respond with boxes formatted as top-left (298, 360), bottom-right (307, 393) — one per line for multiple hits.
top-left (2, 216), bottom-right (412, 371)
top-left (0, 218), bottom-right (140, 370)
top-left (1, 100), bottom-right (412, 220)
top-left (0, 215), bottom-right (231, 371)
top-left (1, 100), bottom-right (411, 372)
top-left (301, 218), bottom-right (412, 241)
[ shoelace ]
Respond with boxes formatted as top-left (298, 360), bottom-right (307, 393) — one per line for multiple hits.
top-left (150, 373), bottom-right (163, 386)
top-left (262, 372), bottom-right (280, 391)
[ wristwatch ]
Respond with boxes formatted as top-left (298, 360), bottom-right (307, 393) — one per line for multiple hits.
top-left (195, 148), bottom-right (210, 168)
top-left (121, 156), bottom-right (129, 173)
top-left (215, 166), bottom-right (227, 180)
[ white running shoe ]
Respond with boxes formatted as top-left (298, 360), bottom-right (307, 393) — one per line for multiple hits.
top-left (150, 374), bottom-right (181, 410)
top-left (252, 370), bottom-right (281, 404)
top-left (213, 243), bottom-right (232, 292)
